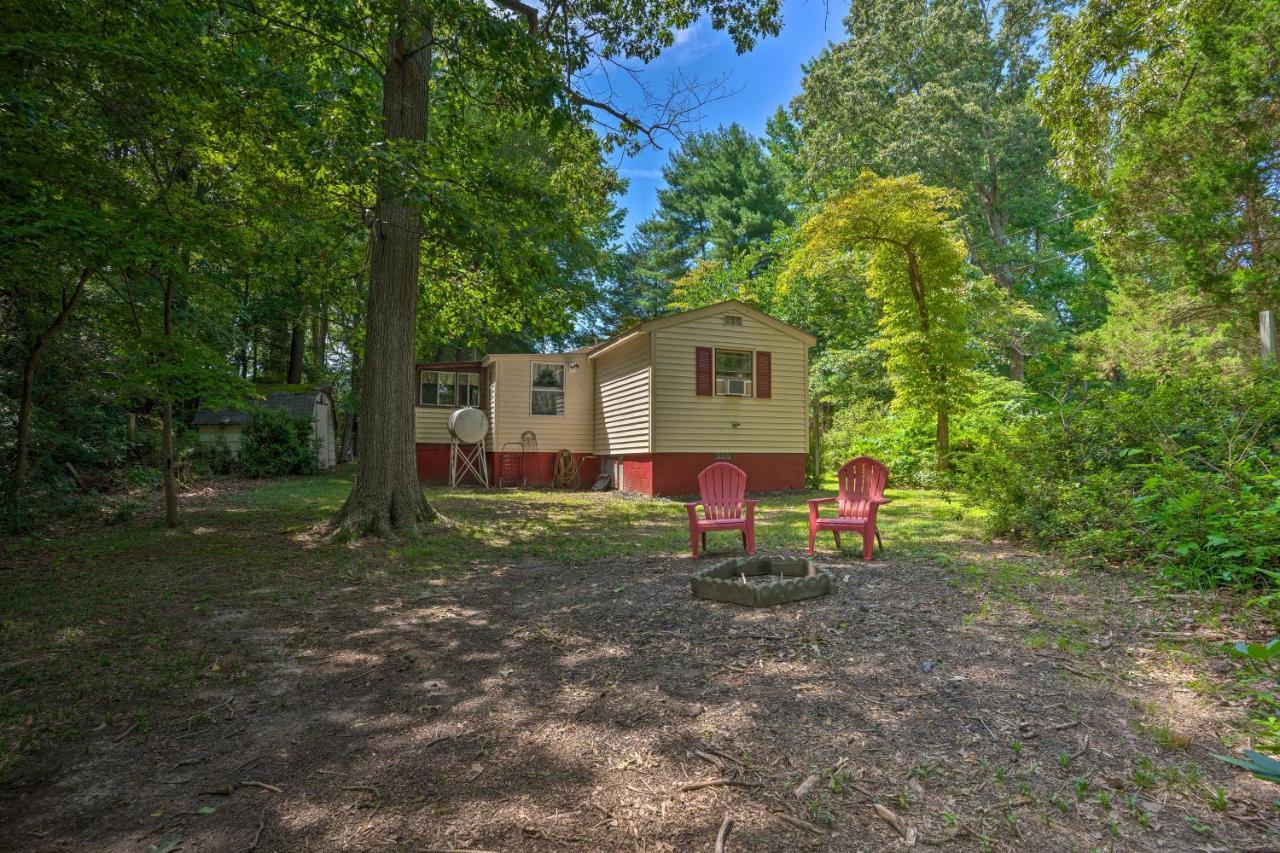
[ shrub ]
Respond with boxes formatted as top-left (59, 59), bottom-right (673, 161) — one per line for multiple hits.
top-left (238, 408), bottom-right (317, 477)
top-left (960, 372), bottom-right (1280, 589)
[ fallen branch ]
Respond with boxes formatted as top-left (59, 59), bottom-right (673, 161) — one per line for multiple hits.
top-left (699, 744), bottom-right (746, 769)
top-left (715, 813), bottom-right (733, 853)
top-left (422, 732), bottom-right (463, 750)
top-left (187, 696), bottom-right (234, 724)
top-left (873, 803), bottom-right (918, 846)
top-left (241, 780), bottom-right (283, 794)
top-left (1049, 655), bottom-right (1100, 676)
top-left (680, 778), bottom-right (762, 792)
top-left (964, 714), bottom-right (997, 740)
top-left (695, 750), bottom-right (725, 771)
top-left (238, 807), bottom-right (266, 853)
top-left (342, 663), bottom-right (380, 683)
top-left (777, 813), bottom-right (823, 834)
top-left (113, 721), bottom-right (139, 742)
top-left (343, 784), bottom-right (380, 799)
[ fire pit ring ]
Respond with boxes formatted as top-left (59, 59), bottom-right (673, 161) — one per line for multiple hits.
top-left (691, 557), bottom-right (834, 607)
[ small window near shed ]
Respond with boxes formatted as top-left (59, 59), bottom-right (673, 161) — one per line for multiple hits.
top-left (722, 314), bottom-right (743, 326)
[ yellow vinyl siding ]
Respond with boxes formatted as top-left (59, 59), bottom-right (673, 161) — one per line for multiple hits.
top-left (490, 355), bottom-right (594, 452)
top-left (651, 311), bottom-right (809, 453)
top-left (593, 333), bottom-right (651, 455)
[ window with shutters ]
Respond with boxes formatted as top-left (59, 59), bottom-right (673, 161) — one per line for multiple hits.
top-left (714, 349), bottom-right (753, 396)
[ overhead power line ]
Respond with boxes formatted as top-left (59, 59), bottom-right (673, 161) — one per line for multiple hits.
top-left (1005, 244), bottom-right (1096, 275)
top-left (968, 201), bottom-right (1104, 252)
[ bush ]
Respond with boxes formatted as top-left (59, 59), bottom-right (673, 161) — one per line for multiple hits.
top-left (959, 372), bottom-right (1280, 589)
top-left (238, 408), bottom-right (317, 477)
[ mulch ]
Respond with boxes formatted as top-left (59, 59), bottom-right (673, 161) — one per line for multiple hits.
top-left (3, 540), bottom-right (1278, 851)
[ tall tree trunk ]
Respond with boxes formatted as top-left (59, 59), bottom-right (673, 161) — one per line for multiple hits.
top-left (935, 406), bottom-right (950, 471)
top-left (161, 277), bottom-right (179, 528)
top-left (287, 321), bottom-right (305, 383)
top-left (975, 182), bottom-right (1025, 381)
top-left (161, 399), bottom-right (178, 527)
top-left (311, 306), bottom-right (328, 375)
top-left (329, 5), bottom-right (436, 537)
top-left (10, 268), bottom-right (92, 498)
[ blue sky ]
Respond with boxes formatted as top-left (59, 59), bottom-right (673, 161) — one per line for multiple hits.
top-left (599, 0), bottom-right (852, 240)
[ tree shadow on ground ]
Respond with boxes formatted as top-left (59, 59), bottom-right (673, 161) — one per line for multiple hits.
top-left (1, 478), bottom-right (1275, 851)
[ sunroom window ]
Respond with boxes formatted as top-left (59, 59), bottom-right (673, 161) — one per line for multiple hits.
top-left (420, 370), bottom-right (480, 407)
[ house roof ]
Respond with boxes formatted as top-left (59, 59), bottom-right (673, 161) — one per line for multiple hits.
top-left (587, 300), bottom-right (817, 360)
top-left (194, 388), bottom-right (330, 426)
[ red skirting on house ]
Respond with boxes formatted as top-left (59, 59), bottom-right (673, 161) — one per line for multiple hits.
top-left (416, 444), bottom-right (599, 488)
top-left (615, 452), bottom-right (805, 496)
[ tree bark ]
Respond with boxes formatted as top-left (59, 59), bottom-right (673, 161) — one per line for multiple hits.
top-left (287, 320), bottom-right (305, 383)
top-left (311, 306), bottom-right (328, 375)
top-left (975, 186), bottom-right (1026, 381)
top-left (161, 276), bottom-right (179, 529)
top-left (10, 268), bottom-right (92, 498)
top-left (329, 4), bottom-right (436, 538)
top-left (935, 405), bottom-right (950, 471)
top-left (161, 399), bottom-right (178, 527)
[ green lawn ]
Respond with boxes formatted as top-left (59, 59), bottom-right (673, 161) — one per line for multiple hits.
top-left (0, 470), bottom-right (981, 780)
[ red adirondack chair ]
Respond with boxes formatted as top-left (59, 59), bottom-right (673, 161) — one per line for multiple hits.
top-left (685, 462), bottom-right (756, 558)
top-left (808, 456), bottom-right (889, 560)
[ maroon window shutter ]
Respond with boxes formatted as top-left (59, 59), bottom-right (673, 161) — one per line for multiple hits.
top-left (756, 351), bottom-right (772, 399)
top-left (695, 347), bottom-right (713, 396)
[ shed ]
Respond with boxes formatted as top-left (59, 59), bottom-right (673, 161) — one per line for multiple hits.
top-left (194, 387), bottom-right (337, 469)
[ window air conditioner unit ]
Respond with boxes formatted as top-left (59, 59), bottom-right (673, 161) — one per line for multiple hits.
top-left (724, 379), bottom-right (749, 396)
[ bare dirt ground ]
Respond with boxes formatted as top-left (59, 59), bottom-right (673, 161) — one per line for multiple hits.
top-left (3, 482), bottom-right (1279, 852)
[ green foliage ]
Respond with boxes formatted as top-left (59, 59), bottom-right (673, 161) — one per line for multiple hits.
top-left (826, 372), bottom-right (1026, 487)
top-left (795, 0), bottom-right (1096, 371)
top-left (1037, 0), bottom-right (1280, 306)
top-left (783, 173), bottom-right (980, 464)
top-left (962, 373), bottom-right (1280, 588)
top-left (1226, 640), bottom-right (1280, 664)
top-left (237, 409), bottom-right (317, 478)
top-left (1214, 750), bottom-right (1280, 785)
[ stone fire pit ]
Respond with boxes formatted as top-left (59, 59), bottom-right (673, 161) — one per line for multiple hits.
top-left (690, 557), bottom-right (834, 607)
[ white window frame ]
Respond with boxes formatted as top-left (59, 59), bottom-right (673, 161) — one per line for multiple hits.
top-left (420, 370), bottom-right (481, 407)
top-left (713, 348), bottom-right (754, 397)
top-left (530, 361), bottom-right (566, 416)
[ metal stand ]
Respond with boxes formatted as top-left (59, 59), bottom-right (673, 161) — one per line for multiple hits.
top-left (450, 437), bottom-right (489, 488)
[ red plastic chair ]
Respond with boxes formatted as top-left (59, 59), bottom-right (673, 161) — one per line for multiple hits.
top-left (685, 462), bottom-right (756, 558)
top-left (808, 456), bottom-right (889, 560)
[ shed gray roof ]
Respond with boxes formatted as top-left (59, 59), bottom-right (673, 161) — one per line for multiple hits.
top-left (194, 389), bottom-right (327, 426)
